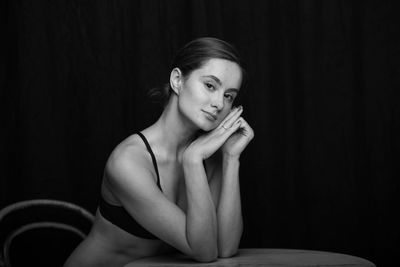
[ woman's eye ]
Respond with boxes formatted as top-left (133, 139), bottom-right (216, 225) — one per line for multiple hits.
top-left (205, 83), bottom-right (215, 91)
top-left (225, 94), bottom-right (234, 102)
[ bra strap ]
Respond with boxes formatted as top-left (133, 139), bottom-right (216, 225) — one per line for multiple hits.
top-left (137, 132), bottom-right (162, 190)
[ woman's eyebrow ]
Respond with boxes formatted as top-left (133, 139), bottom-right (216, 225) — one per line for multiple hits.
top-left (202, 75), bottom-right (222, 86)
top-left (226, 88), bottom-right (239, 93)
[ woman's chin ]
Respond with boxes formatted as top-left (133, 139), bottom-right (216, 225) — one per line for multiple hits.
top-left (199, 123), bottom-right (218, 132)
top-left (192, 116), bottom-right (219, 132)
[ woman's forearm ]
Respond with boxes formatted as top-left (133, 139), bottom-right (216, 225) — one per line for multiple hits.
top-left (217, 155), bottom-right (243, 257)
top-left (182, 157), bottom-right (218, 261)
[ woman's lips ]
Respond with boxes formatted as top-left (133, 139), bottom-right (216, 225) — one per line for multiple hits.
top-left (203, 110), bottom-right (217, 121)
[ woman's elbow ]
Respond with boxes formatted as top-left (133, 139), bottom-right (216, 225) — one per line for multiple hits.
top-left (192, 249), bottom-right (218, 263)
top-left (218, 247), bottom-right (238, 259)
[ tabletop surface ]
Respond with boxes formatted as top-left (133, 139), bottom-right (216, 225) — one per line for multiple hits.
top-left (125, 248), bottom-right (376, 267)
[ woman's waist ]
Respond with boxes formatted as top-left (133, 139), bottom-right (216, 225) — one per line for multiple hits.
top-left (91, 209), bottom-right (164, 256)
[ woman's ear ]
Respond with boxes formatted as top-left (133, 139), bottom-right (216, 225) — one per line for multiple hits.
top-left (170, 68), bottom-right (183, 95)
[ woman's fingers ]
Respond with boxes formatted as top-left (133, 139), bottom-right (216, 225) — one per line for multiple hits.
top-left (238, 118), bottom-right (254, 138)
top-left (217, 106), bottom-right (241, 128)
top-left (218, 106), bottom-right (243, 130)
top-left (222, 106), bottom-right (241, 123)
top-left (217, 117), bottom-right (242, 140)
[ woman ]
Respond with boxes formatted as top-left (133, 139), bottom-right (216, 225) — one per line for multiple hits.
top-left (64, 37), bottom-right (254, 267)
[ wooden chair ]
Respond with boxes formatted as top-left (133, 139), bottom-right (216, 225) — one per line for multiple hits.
top-left (0, 199), bottom-right (94, 267)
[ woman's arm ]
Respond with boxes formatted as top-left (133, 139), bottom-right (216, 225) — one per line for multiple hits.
top-left (210, 115), bottom-right (254, 258)
top-left (182, 156), bottom-right (218, 261)
top-left (207, 153), bottom-right (242, 258)
top-left (217, 155), bottom-right (242, 257)
top-left (177, 106), bottom-right (245, 259)
top-left (106, 149), bottom-right (217, 262)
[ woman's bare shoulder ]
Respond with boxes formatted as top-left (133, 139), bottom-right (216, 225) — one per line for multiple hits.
top-left (104, 134), bottom-right (154, 186)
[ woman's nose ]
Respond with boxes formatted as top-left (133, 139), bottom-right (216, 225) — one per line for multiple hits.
top-left (210, 93), bottom-right (224, 110)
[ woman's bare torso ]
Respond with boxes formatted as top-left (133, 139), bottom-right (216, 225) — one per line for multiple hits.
top-left (65, 131), bottom-right (215, 267)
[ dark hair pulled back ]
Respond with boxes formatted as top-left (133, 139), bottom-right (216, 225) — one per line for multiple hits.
top-left (149, 37), bottom-right (245, 106)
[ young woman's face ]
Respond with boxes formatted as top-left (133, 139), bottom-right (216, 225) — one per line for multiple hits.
top-left (177, 58), bottom-right (242, 131)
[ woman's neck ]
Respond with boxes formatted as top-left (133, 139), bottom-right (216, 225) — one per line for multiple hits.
top-left (149, 98), bottom-right (198, 159)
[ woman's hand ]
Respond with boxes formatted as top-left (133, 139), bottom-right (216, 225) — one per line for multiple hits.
top-left (221, 108), bottom-right (254, 158)
top-left (183, 106), bottom-right (244, 163)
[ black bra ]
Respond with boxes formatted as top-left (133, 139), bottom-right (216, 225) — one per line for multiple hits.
top-left (99, 132), bottom-right (162, 239)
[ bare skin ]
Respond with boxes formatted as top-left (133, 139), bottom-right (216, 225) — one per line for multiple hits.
top-left (64, 58), bottom-right (254, 267)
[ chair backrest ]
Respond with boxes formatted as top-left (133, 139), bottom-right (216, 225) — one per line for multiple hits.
top-left (0, 199), bottom-right (95, 267)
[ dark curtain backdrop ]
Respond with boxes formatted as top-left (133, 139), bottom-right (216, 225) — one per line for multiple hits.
top-left (2, 1), bottom-right (399, 266)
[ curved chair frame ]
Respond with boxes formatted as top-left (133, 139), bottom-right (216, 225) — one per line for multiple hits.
top-left (0, 199), bottom-right (95, 267)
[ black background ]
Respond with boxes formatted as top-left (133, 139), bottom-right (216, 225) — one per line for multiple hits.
top-left (2, 1), bottom-right (399, 266)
